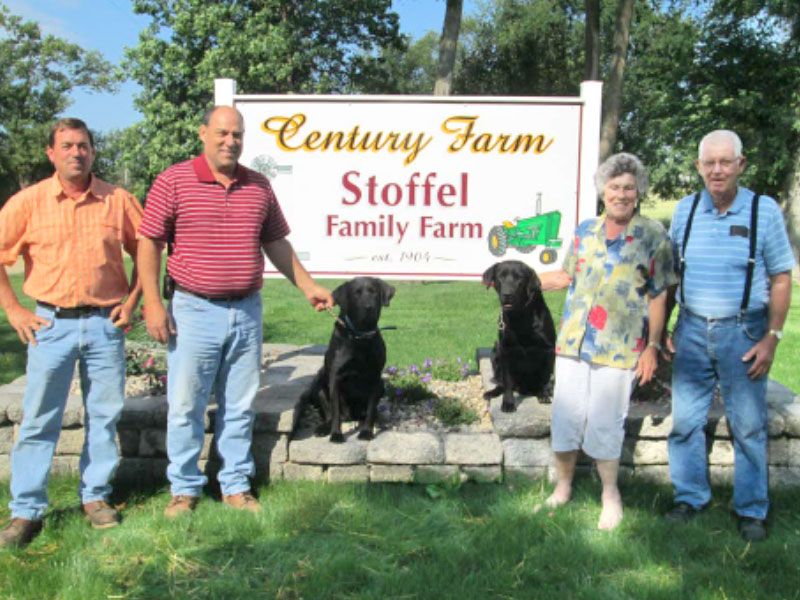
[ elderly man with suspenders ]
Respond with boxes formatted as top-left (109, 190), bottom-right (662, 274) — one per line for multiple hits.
top-left (664, 130), bottom-right (794, 542)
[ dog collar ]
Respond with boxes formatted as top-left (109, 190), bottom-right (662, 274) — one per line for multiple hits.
top-left (336, 315), bottom-right (397, 340)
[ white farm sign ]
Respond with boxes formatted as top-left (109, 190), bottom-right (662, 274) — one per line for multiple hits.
top-left (216, 79), bottom-right (602, 280)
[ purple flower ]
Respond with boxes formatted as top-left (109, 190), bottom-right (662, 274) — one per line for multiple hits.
top-left (386, 366), bottom-right (398, 376)
top-left (395, 389), bottom-right (403, 397)
top-left (423, 358), bottom-right (433, 369)
top-left (409, 364), bottom-right (419, 374)
top-left (421, 374), bottom-right (432, 383)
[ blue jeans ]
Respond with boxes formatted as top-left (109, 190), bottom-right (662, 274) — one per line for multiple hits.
top-left (668, 308), bottom-right (769, 519)
top-left (166, 290), bottom-right (262, 497)
top-left (10, 305), bottom-right (125, 520)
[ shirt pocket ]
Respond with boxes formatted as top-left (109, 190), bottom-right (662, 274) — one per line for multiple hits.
top-left (84, 218), bottom-right (124, 271)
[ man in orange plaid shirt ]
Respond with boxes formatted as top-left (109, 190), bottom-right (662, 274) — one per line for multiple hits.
top-left (0, 118), bottom-right (143, 548)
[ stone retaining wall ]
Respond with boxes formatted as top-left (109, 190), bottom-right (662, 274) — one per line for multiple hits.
top-left (1, 344), bottom-right (799, 487)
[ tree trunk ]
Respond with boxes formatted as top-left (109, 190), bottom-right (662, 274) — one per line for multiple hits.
top-left (434, 0), bottom-right (463, 96)
top-left (585, 0), bottom-right (601, 80)
top-left (599, 0), bottom-right (635, 161)
top-left (782, 151), bottom-right (800, 280)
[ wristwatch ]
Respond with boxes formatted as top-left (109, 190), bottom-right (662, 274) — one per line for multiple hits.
top-left (768, 329), bottom-right (784, 341)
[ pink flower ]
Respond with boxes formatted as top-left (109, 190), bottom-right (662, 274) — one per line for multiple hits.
top-left (588, 306), bottom-right (608, 330)
top-left (143, 356), bottom-right (155, 369)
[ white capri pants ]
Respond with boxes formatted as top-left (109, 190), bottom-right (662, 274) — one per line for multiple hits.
top-left (550, 355), bottom-right (636, 460)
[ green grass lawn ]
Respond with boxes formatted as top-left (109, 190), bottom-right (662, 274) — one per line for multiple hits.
top-left (2, 263), bottom-right (798, 391)
top-left (1, 476), bottom-right (799, 599)
top-left (1, 255), bottom-right (800, 597)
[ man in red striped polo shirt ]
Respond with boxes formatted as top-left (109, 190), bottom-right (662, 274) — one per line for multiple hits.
top-left (138, 106), bottom-right (332, 517)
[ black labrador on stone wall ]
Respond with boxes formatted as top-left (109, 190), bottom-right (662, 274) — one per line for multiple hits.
top-left (483, 260), bottom-right (556, 412)
top-left (301, 277), bottom-right (395, 442)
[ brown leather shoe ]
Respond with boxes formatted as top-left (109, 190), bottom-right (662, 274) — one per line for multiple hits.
top-left (0, 518), bottom-right (43, 549)
top-left (82, 500), bottom-right (121, 530)
top-left (164, 495), bottom-right (199, 519)
top-left (222, 491), bottom-right (262, 513)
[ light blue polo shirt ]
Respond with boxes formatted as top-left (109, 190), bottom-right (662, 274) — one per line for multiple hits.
top-left (669, 187), bottom-right (795, 318)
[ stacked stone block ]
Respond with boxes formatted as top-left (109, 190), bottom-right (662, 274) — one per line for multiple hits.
top-left (0, 344), bottom-right (798, 487)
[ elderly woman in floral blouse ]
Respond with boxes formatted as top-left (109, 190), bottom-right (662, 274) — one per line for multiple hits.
top-left (539, 153), bottom-right (677, 530)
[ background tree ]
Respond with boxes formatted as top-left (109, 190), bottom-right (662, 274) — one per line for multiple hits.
top-left (584, 0), bottom-right (601, 80)
top-left (0, 2), bottom-right (116, 200)
top-left (598, 0), bottom-right (634, 161)
top-left (434, 0), bottom-right (464, 96)
top-left (456, 0), bottom-right (584, 96)
top-left (124, 0), bottom-right (405, 188)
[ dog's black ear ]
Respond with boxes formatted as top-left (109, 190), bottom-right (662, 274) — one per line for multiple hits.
top-left (379, 279), bottom-right (396, 307)
top-left (482, 264), bottom-right (497, 288)
top-left (332, 282), bottom-right (350, 312)
top-left (526, 268), bottom-right (542, 299)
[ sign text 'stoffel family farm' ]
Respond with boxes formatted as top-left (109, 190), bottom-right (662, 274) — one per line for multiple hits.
top-left (216, 79), bottom-right (601, 280)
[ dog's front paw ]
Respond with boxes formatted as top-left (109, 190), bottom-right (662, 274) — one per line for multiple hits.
top-left (501, 401), bottom-right (517, 413)
top-left (329, 432), bottom-right (345, 443)
top-left (357, 429), bottom-right (374, 441)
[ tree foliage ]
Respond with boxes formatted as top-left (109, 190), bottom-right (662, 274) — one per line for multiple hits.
top-left (0, 2), bottom-right (116, 197)
top-left (124, 0), bottom-right (405, 186)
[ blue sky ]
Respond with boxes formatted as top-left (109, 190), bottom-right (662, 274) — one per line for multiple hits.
top-left (6, 0), bottom-right (477, 133)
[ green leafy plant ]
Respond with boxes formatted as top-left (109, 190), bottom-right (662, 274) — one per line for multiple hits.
top-left (433, 396), bottom-right (479, 427)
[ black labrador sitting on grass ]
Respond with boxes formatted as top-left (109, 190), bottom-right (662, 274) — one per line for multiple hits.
top-left (483, 260), bottom-right (556, 412)
top-left (301, 277), bottom-right (395, 443)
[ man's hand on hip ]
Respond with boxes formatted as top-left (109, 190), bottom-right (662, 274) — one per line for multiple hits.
top-left (7, 305), bottom-right (50, 346)
top-left (143, 301), bottom-right (176, 344)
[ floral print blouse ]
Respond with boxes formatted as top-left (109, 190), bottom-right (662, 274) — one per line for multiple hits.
top-left (556, 213), bottom-right (677, 369)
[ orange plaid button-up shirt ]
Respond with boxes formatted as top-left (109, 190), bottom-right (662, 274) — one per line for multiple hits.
top-left (0, 173), bottom-right (143, 307)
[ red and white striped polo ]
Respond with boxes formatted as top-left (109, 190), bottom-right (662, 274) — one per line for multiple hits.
top-left (139, 155), bottom-right (290, 296)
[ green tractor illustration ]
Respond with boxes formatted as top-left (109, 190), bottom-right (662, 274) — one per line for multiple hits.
top-left (487, 192), bottom-right (563, 264)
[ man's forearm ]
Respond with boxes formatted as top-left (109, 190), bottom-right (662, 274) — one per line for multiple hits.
top-left (767, 271), bottom-right (792, 331)
top-left (263, 238), bottom-right (315, 293)
top-left (124, 262), bottom-right (143, 308)
top-left (0, 265), bottom-right (23, 315)
top-left (137, 238), bottom-right (164, 306)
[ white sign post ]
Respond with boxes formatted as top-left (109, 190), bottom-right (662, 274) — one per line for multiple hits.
top-left (216, 79), bottom-right (602, 280)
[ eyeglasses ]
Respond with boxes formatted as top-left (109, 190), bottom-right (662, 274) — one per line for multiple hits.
top-left (700, 158), bottom-right (739, 170)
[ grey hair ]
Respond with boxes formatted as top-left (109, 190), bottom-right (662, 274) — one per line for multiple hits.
top-left (698, 129), bottom-right (743, 159)
top-left (594, 152), bottom-right (648, 198)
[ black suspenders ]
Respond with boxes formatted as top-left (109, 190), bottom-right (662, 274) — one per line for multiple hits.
top-left (741, 194), bottom-right (760, 311)
top-left (679, 192), bottom-right (701, 306)
top-left (679, 192), bottom-right (761, 311)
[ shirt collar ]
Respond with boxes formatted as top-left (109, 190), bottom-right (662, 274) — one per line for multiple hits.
top-left (700, 186), bottom-right (747, 215)
top-left (192, 154), bottom-right (245, 184)
top-left (49, 172), bottom-right (106, 203)
top-left (590, 213), bottom-right (644, 238)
